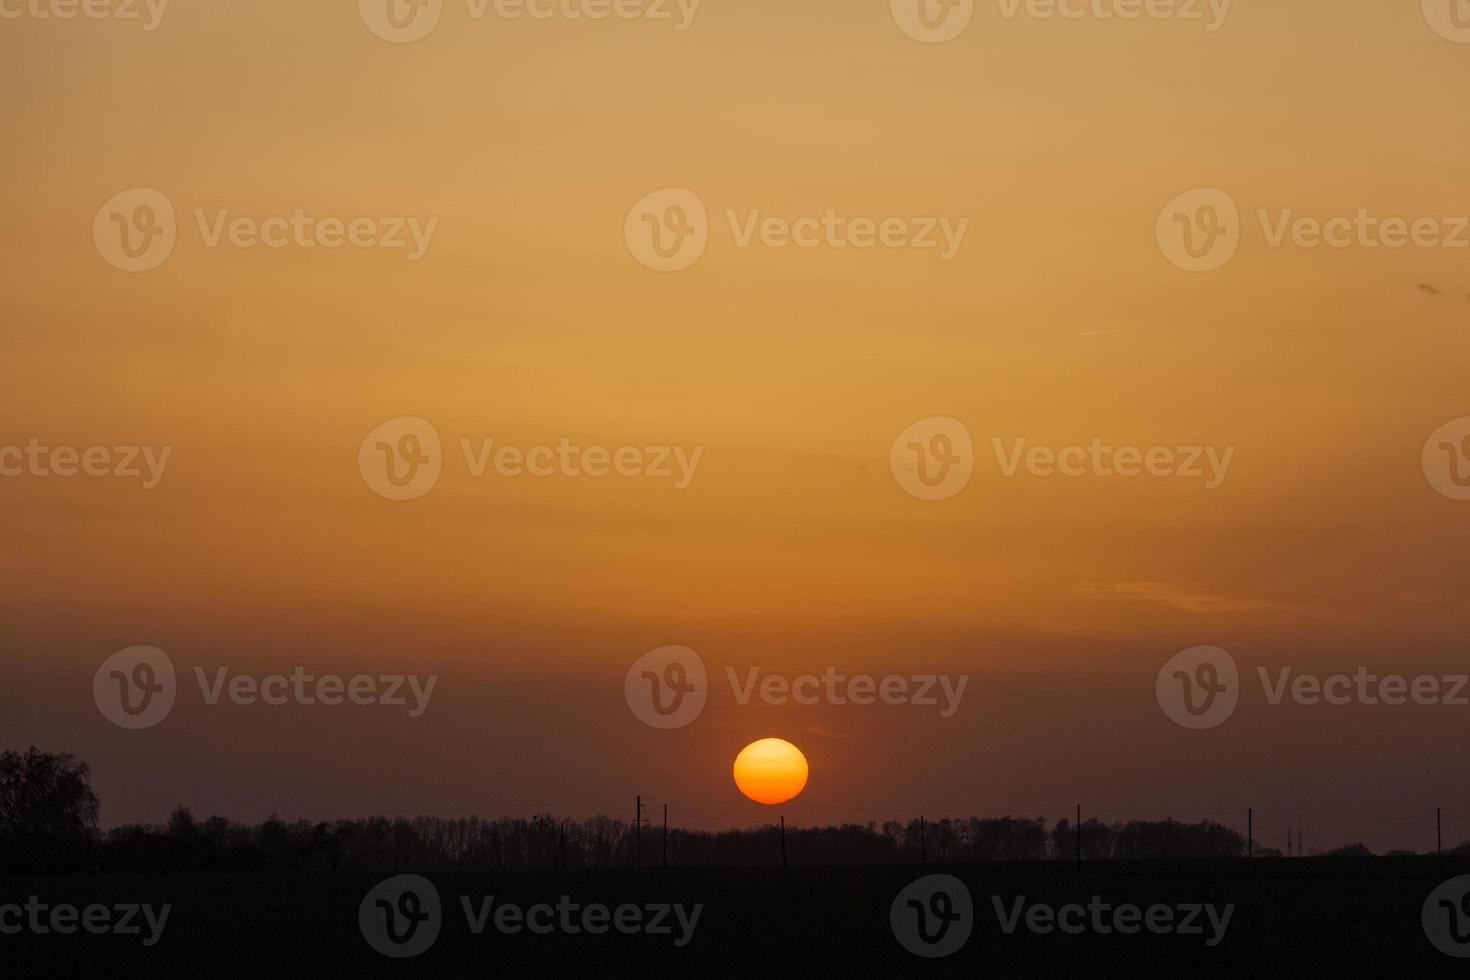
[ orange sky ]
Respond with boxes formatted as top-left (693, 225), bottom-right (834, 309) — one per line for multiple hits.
top-left (2, 0), bottom-right (1469, 851)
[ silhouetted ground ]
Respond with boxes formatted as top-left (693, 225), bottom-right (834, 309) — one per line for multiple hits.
top-left (0, 858), bottom-right (1464, 976)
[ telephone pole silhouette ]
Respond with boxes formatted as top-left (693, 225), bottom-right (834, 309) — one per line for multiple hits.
top-left (1075, 804), bottom-right (1082, 871)
top-left (634, 795), bottom-right (647, 869)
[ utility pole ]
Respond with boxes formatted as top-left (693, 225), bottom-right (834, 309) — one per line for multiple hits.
top-left (1247, 809), bottom-right (1253, 866)
top-left (635, 795), bottom-right (642, 869)
top-left (1076, 804), bottom-right (1082, 871)
top-left (780, 815), bottom-right (786, 870)
top-left (1286, 829), bottom-right (1292, 858)
top-left (920, 816), bottom-right (927, 864)
top-left (1438, 808), bottom-right (1444, 873)
top-left (663, 804), bottom-right (668, 869)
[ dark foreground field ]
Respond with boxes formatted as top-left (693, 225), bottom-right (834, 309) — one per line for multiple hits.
top-left (1, 859), bottom-right (1466, 977)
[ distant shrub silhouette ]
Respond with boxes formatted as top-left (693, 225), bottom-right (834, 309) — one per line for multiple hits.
top-left (84, 811), bottom-right (1255, 872)
top-left (1048, 817), bottom-right (1244, 861)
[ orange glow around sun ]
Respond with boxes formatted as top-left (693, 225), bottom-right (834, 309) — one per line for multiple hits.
top-left (732, 738), bottom-right (809, 805)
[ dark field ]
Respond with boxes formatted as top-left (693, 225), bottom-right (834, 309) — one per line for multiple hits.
top-left (2, 858), bottom-right (1466, 977)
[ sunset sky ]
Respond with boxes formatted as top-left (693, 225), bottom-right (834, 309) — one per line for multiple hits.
top-left (2, 0), bottom-right (1469, 852)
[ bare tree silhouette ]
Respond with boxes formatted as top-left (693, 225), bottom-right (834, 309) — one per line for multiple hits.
top-left (0, 746), bottom-right (101, 872)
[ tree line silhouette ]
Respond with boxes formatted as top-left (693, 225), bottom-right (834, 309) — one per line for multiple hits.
top-left (3, 747), bottom-right (1459, 873)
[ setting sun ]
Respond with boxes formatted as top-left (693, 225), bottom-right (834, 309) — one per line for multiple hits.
top-left (732, 738), bottom-right (809, 805)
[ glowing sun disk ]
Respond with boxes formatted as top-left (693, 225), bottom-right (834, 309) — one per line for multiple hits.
top-left (732, 738), bottom-right (808, 805)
